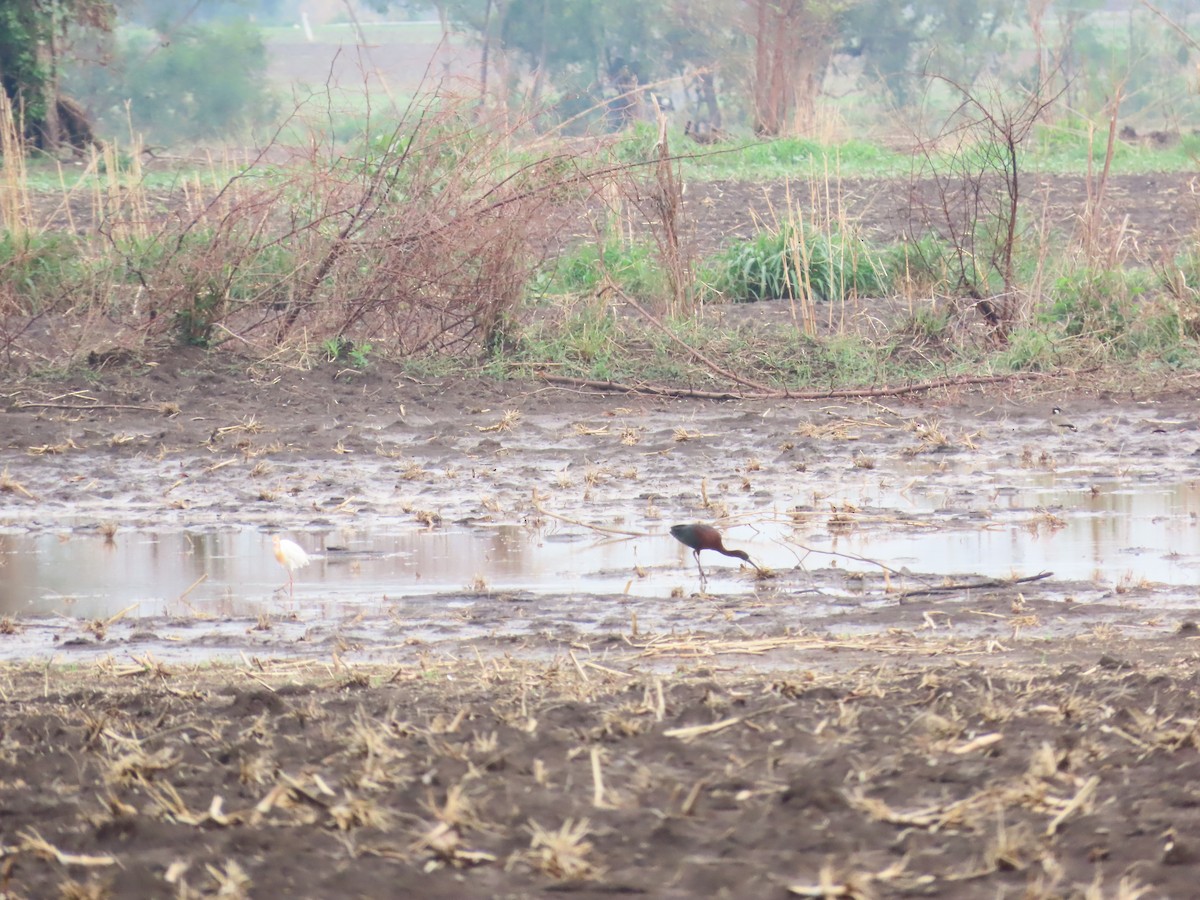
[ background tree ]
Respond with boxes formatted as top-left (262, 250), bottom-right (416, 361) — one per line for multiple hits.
top-left (661, 0), bottom-right (742, 130)
top-left (841, 0), bottom-right (1012, 109)
top-left (0, 0), bottom-right (113, 149)
top-left (63, 1), bottom-right (277, 145)
top-left (743, 0), bottom-right (853, 136)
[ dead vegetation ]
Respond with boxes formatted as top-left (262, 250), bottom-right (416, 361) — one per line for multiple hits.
top-left (0, 93), bottom-right (607, 368)
top-left (1, 642), bottom-right (1199, 897)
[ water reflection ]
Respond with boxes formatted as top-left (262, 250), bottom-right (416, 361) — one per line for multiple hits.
top-left (1, 474), bottom-right (1199, 619)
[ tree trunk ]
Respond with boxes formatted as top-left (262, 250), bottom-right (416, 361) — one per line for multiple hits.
top-left (698, 71), bottom-right (720, 129)
top-left (746, 0), bottom-right (836, 137)
top-left (479, 0), bottom-right (493, 110)
top-left (528, 0), bottom-right (550, 107)
top-left (36, 32), bottom-right (61, 148)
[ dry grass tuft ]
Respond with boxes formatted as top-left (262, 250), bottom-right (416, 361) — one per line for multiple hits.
top-left (573, 423), bottom-right (609, 437)
top-left (0, 467), bottom-right (36, 499)
top-left (527, 818), bottom-right (599, 880)
top-left (238, 752), bottom-right (276, 787)
top-left (105, 746), bottom-right (180, 786)
top-left (329, 792), bottom-right (393, 831)
top-left (787, 858), bottom-right (910, 898)
top-left (413, 508), bottom-right (443, 527)
top-left (28, 439), bottom-right (82, 455)
top-left (205, 859), bottom-right (252, 899)
top-left (477, 409), bottom-right (522, 433)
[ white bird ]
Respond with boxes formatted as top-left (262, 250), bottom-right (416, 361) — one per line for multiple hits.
top-left (272, 535), bottom-right (311, 597)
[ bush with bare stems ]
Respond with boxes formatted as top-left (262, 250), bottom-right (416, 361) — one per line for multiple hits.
top-left (908, 69), bottom-right (1066, 342)
top-left (0, 92), bottom-right (602, 367)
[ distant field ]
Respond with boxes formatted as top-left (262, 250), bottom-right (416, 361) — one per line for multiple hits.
top-left (262, 22), bottom-right (480, 97)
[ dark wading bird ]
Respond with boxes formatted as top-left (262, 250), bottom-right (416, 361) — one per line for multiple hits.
top-left (670, 523), bottom-right (760, 590)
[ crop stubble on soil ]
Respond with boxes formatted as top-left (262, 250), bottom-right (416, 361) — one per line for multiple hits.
top-left (5, 169), bottom-right (1200, 896)
top-left (3, 641), bottom-right (1200, 898)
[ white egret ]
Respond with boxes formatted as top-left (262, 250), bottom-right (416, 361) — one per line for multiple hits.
top-left (272, 535), bottom-right (311, 597)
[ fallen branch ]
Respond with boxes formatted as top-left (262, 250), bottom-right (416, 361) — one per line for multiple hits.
top-left (540, 370), bottom-right (1060, 400)
top-left (12, 402), bottom-right (165, 412)
top-left (1045, 775), bottom-right (1099, 836)
top-left (896, 571), bottom-right (1053, 602)
top-left (2, 829), bottom-right (117, 867)
top-left (534, 505), bottom-right (646, 537)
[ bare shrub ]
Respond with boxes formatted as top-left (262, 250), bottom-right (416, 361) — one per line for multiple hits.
top-left (1, 90), bottom-right (602, 365)
top-left (908, 69), bottom-right (1065, 340)
top-left (618, 111), bottom-right (693, 315)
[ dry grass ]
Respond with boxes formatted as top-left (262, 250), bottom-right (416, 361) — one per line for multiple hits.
top-left (0, 466), bottom-right (36, 499)
top-left (0, 632), bottom-right (1197, 896)
top-left (0, 91), bottom-right (613, 368)
top-left (476, 409), bottom-right (522, 433)
top-left (527, 818), bottom-right (599, 880)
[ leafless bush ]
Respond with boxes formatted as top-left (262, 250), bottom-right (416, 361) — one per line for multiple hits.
top-left (1, 90), bottom-right (603, 366)
top-left (619, 111), bottom-right (693, 315)
top-left (908, 70), bottom-right (1065, 340)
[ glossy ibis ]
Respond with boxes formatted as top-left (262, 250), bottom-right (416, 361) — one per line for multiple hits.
top-left (670, 523), bottom-right (758, 590)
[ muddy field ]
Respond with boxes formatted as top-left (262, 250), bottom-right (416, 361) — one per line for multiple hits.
top-left (3, 356), bottom-right (1200, 896)
top-left (3, 639), bottom-right (1200, 899)
top-left (5, 158), bottom-right (1200, 895)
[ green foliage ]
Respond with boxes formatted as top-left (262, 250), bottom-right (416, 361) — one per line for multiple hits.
top-left (1027, 122), bottom-right (1200, 174)
top-left (1031, 266), bottom-right (1200, 365)
top-left (113, 227), bottom-right (298, 348)
top-left (323, 337), bottom-right (373, 367)
top-left (994, 327), bottom-right (1059, 371)
top-left (705, 225), bottom-right (889, 304)
top-left (0, 232), bottom-right (85, 313)
top-left (507, 297), bottom-right (621, 379)
top-left (609, 122), bottom-right (663, 164)
top-left (0, 4), bottom-right (47, 122)
top-left (1041, 268), bottom-right (1150, 343)
top-left (843, 0), bottom-right (1014, 106)
top-left (881, 235), bottom-right (955, 293)
top-left (901, 306), bottom-right (952, 342)
top-left (0, 1), bottom-right (112, 146)
top-left (534, 241), bottom-right (664, 299)
top-left (753, 331), bottom-right (891, 386)
top-left (682, 138), bottom-right (906, 180)
top-left (173, 284), bottom-right (226, 347)
top-left (499, 290), bottom-right (953, 388)
top-left (68, 19), bottom-right (276, 143)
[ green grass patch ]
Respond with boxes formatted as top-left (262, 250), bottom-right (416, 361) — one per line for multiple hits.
top-left (670, 136), bottom-right (908, 181)
top-left (498, 293), bottom-right (974, 389)
top-left (0, 232), bottom-right (90, 314)
top-left (533, 241), bottom-right (666, 300)
top-left (703, 224), bottom-right (891, 304)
